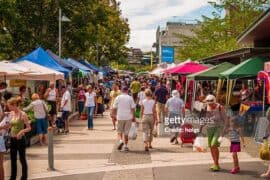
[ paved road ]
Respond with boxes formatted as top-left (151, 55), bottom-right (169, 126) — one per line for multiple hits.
top-left (4, 112), bottom-right (267, 180)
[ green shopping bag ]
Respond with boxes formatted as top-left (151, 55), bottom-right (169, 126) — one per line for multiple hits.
top-left (135, 106), bottom-right (140, 118)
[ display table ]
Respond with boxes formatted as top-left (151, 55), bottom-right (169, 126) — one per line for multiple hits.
top-left (239, 101), bottom-right (268, 136)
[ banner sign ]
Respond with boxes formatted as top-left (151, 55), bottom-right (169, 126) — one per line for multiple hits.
top-left (9, 80), bottom-right (26, 87)
top-left (161, 46), bottom-right (174, 63)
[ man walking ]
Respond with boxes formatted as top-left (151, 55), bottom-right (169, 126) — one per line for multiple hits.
top-left (112, 86), bottom-right (136, 152)
top-left (165, 90), bottom-right (185, 144)
top-left (130, 77), bottom-right (141, 102)
top-left (60, 85), bottom-right (72, 133)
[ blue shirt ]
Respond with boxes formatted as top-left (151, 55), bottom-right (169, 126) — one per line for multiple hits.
top-left (155, 86), bottom-right (168, 104)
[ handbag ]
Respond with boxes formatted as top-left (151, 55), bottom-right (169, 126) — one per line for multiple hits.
top-left (42, 102), bottom-right (49, 119)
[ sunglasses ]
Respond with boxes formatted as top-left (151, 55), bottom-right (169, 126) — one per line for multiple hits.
top-left (206, 100), bottom-right (214, 102)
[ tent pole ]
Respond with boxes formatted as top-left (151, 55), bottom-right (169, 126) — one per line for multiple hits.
top-left (263, 80), bottom-right (266, 117)
top-left (184, 79), bottom-right (188, 105)
top-left (191, 80), bottom-right (197, 111)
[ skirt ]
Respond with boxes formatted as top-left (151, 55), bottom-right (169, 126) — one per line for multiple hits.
top-left (230, 142), bottom-right (241, 152)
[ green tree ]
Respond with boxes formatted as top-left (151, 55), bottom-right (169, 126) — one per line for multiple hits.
top-left (0, 0), bottom-right (129, 65)
top-left (177, 0), bottom-right (269, 60)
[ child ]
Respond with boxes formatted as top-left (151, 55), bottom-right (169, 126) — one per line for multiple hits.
top-left (227, 117), bottom-right (245, 174)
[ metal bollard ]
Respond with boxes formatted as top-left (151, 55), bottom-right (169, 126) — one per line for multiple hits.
top-left (48, 127), bottom-right (55, 171)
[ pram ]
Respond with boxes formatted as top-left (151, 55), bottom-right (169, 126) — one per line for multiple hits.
top-left (55, 112), bottom-right (65, 134)
top-left (179, 123), bottom-right (196, 147)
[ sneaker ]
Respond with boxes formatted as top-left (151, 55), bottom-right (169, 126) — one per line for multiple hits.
top-left (170, 136), bottom-right (176, 143)
top-left (210, 165), bottom-right (220, 171)
top-left (117, 142), bottom-right (124, 150)
top-left (123, 146), bottom-right (129, 152)
top-left (230, 167), bottom-right (240, 174)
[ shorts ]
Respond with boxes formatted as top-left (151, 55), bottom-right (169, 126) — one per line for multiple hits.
top-left (207, 127), bottom-right (221, 147)
top-left (230, 142), bottom-right (241, 152)
top-left (36, 118), bottom-right (48, 134)
top-left (62, 111), bottom-right (70, 121)
top-left (156, 102), bottom-right (165, 114)
top-left (117, 120), bottom-right (132, 135)
top-left (48, 101), bottom-right (57, 115)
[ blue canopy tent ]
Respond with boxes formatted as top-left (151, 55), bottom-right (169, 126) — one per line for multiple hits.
top-left (79, 60), bottom-right (108, 75)
top-left (66, 58), bottom-right (92, 73)
top-left (46, 50), bottom-right (76, 71)
top-left (15, 47), bottom-right (70, 78)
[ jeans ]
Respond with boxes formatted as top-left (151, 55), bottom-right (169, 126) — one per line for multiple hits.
top-left (10, 137), bottom-right (27, 180)
top-left (78, 101), bottom-right (85, 114)
top-left (87, 106), bottom-right (95, 129)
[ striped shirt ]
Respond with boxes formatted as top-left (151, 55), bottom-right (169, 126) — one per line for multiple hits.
top-left (229, 129), bottom-right (240, 142)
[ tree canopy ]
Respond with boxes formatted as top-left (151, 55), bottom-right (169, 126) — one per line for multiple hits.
top-left (177, 0), bottom-right (270, 61)
top-left (0, 0), bottom-right (130, 65)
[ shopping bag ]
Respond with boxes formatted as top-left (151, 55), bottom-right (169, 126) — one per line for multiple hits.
top-left (128, 123), bottom-right (137, 140)
top-left (193, 136), bottom-right (206, 152)
top-left (152, 125), bottom-right (158, 138)
top-left (135, 107), bottom-right (140, 118)
top-left (260, 139), bottom-right (270, 160)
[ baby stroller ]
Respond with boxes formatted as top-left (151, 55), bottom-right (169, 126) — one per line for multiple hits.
top-left (56, 112), bottom-right (65, 134)
top-left (179, 123), bottom-right (196, 147)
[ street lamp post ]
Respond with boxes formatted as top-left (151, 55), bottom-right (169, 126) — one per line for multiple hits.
top-left (59, 8), bottom-right (62, 58)
top-left (58, 8), bottom-right (71, 59)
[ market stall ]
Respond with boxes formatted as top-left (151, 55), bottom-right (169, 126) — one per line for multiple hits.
top-left (187, 62), bottom-right (234, 111)
top-left (15, 47), bottom-right (70, 78)
top-left (164, 61), bottom-right (209, 109)
top-left (219, 57), bottom-right (269, 135)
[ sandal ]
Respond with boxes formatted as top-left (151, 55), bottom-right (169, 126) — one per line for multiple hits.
top-left (210, 165), bottom-right (220, 171)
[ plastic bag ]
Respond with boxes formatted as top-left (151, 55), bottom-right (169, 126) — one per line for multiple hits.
top-left (152, 126), bottom-right (158, 138)
top-left (260, 139), bottom-right (270, 160)
top-left (128, 123), bottom-right (137, 140)
top-left (193, 136), bottom-right (206, 152)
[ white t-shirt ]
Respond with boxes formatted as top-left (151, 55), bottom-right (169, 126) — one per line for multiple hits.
top-left (142, 99), bottom-right (155, 115)
top-left (113, 94), bottom-right (136, 121)
top-left (23, 100), bottom-right (47, 119)
top-left (138, 91), bottom-right (146, 106)
top-left (85, 92), bottom-right (96, 107)
top-left (165, 96), bottom-right (184, 114)
top-left (47, 89), bottom-right (57, 101)
top-left (61, 90), bottom-right (71, 112)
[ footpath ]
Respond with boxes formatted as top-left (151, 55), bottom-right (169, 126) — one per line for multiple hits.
top-left (3, 111), bottom-right (267, 180)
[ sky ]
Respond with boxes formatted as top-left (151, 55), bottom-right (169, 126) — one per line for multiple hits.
top-left (119, 0), bottom-right (218, 52)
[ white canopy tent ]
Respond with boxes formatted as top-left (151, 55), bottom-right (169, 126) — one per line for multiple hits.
top-left (150, 63), bottom-right (177, 75)
top-left (0, 62), bottom-right (31, 80)
top-left (16, 60), bottom-right (64, 81)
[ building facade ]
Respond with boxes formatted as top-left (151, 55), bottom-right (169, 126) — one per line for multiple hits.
top-left (156, 21), bottom-right (199, 63)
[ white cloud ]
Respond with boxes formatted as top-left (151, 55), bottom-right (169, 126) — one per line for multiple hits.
top-left (119, 0), bottom-right (216, 51)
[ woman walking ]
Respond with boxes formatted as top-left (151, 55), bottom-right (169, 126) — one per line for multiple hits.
top-left (85, 86), bottom-right (97, 130)
top-left (200, 95), bottom-right (229, 171)
top-left (77, 84), bottom-right (86, 116)
top-left (24, 93), bottom-right (48, 145)
top-left (7, 97), bottom-right (31, 180)
top-left (140, 89), bottom-right (157, 151)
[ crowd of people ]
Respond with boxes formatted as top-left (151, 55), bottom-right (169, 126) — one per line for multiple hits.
top-left (0, 73), bottom-right (269, 179)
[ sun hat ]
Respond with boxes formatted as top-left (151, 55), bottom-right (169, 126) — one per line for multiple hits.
top-left (172, 90), bottom-right (179, 97)
top-left (205, 94), bottom-right (216, 103)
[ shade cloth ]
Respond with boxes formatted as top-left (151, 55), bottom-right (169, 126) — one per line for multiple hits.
top-left (187, 62), bottom-right (234, 80)
top-left (16, 60), bottom-right (64, 81)
top-left (46, 50), bottom-right (75, 70)
top-left (164, 61), bottom-right (209, 74)
top-left (15, 47), bottom-right (70, 78)
top-left (220, 57), bottom-right (268, 79)
top-left (66, 58), bottom-right (92, 72)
